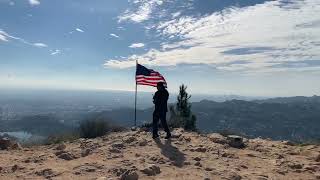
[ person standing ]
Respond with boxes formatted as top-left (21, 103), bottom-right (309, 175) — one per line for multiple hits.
top-left (152, 82), bottom-right (171, 139)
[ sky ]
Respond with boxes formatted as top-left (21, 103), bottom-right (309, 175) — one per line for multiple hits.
top-left (0, 0), bottom-right (319, 96)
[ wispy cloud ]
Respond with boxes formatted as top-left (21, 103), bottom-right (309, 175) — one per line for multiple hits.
top-left (0, 29), bottom-right (49, 49)
top-left (129, 43), bottom-right (145, 48)
top-left (28, 0), bottom-right (40, 6)
top-left (33, 43), bottom-right (48, 48)
top-left (50, 49), bottom-right (61, 55)
top-left (106, 0), bottom-right (320, 73)
top-left (76, 28), bottom-right (84, 33)
top-left (118, 0), bottom-right (163, 23)
top-left (110, 33), bottom-right (120, 38)
top-left (0, 31), bottom-right (9, 42)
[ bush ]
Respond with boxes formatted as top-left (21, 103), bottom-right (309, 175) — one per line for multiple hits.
top-left (45, 131), bottom-right (80, 145)
top-left (79, 115), bottom-right (126, 139)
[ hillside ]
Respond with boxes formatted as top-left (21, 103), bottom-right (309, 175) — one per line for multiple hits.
top-left (1, 129), bottom-right (320, 180)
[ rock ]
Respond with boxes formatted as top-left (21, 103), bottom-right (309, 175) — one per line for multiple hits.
top-left (110, 167), bottom-right (129, 176)
top-left (109, 148), bottom-right (122, 153)
top-left (123, 136), bottom-right (137, 144)
top-left (57, 152), bottom-right (75, 160)
top-left (209, 134), bottom-right (228, 144)
top-left (194, 147), bottom-right (207, 152)
top-left (304, 165), bottom-right (319, 172)
top-left (184, 161), bottom-right (191, 165)
top-left (288, 162), bottom-right (303, 169)
top-left (194, 157), bottom-right (201, 161)
top-left (282, 141), bottom-right (295, 146)
top-left (56, 143), bottom-right (66, 151)
top-left (276, 154), bottom-right (285, 159)
top-left (205, 167), bottom-right (213, 171)
top-left (275, 168), bottom-right (288, 175)
top-left (221, 152), bottom-right (236, 158)
top-left (227, 135), bottom-right (245, 148)
top-left (228, 172), bottom-right (242, 180)
top-left (81, 148), bottom-right (91, 157)
top-left (141, 165), bottom-right (161, 176)
top-left (10, 142), bottom-right (22, 150)
top-left (35, 168), bottom-right (57, 178)
top-left (0, 138), bottom-right (11, 150)
top-left (112, 142), bottom-right (125, 149)
top-left (120, 169), bottom-right (139, 180)
top-left (195, 161), bottom-right (202, 167)
top-left (11, 165), bottom-right (19, 172)
top-left (316, 154), bottom-right (320, 162)
top-left (138, 139), bottom-right (148, 146)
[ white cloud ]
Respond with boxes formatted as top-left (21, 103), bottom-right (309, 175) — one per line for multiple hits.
top-left (50, 49), bottom-right (61, 55)
top-left (0, 33), bottom-right (9, 42)
top-left (110, 33), bottom-right (120, 38)
top-left (33, 43), bottom-right (47, 48)
top-left (28, 0), bottom-right (40, 6)
top-left (1, 29), bottom-right (50, 49)
top-left (105, 0), bottom-right (320, 73)
top-left (76, 28), bottom-right (84, 33)
top-left (129, 43), bottom-right (145, 48)
top-left (118, 0), bottom-right (163, 23)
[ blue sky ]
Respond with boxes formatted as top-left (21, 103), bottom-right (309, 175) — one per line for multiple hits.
top-left (0, 0), bottom-right (319, 96)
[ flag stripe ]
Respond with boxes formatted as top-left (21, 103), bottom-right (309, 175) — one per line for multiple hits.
top-left (137, 79), bottom-right (166, 83)
top-left (137, 82), bottom-right (158, 87)
top-left (136, 76), bottom-right (165, 81)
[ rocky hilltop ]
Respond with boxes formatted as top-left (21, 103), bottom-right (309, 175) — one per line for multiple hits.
top-left (0, 129), bottom-right (320, 180)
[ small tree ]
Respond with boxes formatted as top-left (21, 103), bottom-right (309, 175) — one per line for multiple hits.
top-left (169, 84), bottom-right (197, 131)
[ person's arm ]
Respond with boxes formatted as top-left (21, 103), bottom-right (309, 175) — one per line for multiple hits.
top-left (153, 92), bottom-right (158, 104)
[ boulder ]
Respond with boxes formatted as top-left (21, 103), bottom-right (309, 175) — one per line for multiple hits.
top-left (227, 135), bottom-right (245, 148)
top-left (0, 138), bottom-right (14, 150)
top-left (194, 147), bottom-right (207, 152)
top-left (81, 148), bottom-right (91, 157)
top-left (35, 168), bottom-right (57, 179)
top-left (138, 139), bottom-right (148, 146)
top-left (288, 162), bottom-right (303, 169)
top-left (208, 134), bottom-right (228, 144)
top-left (56, 152), bottom-right (76, 160)
top-left (141, 165), bottom-right (161, 176)
top-left (112, 142), bottom-right (125, 149)
top-left (55, 144), bottom-right (66, 151)
top-left (120, 169), bottom-right (139, 180)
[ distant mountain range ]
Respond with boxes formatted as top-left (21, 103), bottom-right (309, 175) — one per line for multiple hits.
top-left (1, 89), bottom-right (319, 143)
top-left (102, 95), bottom-right (320, 142)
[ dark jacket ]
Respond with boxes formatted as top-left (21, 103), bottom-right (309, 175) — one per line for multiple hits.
top-left (153, 89), bottom-right (169, 113)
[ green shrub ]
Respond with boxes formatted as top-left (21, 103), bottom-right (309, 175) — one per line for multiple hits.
top-left (168, 84), bottom-right (197, 131)
top-left (79, 115), bottom-right (126, 139)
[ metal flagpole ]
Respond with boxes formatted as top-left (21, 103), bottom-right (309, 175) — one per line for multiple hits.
top-left (134, 60), bottom-right (138, 127)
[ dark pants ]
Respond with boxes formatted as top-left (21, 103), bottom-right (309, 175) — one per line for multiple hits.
top-left (153, 111), bottom-right (170, 136)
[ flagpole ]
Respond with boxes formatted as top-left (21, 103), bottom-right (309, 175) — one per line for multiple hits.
top-left (134, 60), bottom-right (138, 127)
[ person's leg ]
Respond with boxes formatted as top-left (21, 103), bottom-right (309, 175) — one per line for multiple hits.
top-left (160, 112), bottom-right (171, 137)
top-left (152, 112), bottom-right (160, 138)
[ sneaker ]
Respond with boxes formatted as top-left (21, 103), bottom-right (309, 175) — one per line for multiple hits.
top-left (164, 134), bottom-right (171, 139)
top-left (152, 135), bottom-right (159, 139)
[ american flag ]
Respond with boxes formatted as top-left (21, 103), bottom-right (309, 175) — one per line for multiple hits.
top-left (136, 63), bottom-right (167, 87)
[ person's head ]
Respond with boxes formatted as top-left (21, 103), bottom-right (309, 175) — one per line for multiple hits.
top-left (156, 82), bottom-right (165, 90)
